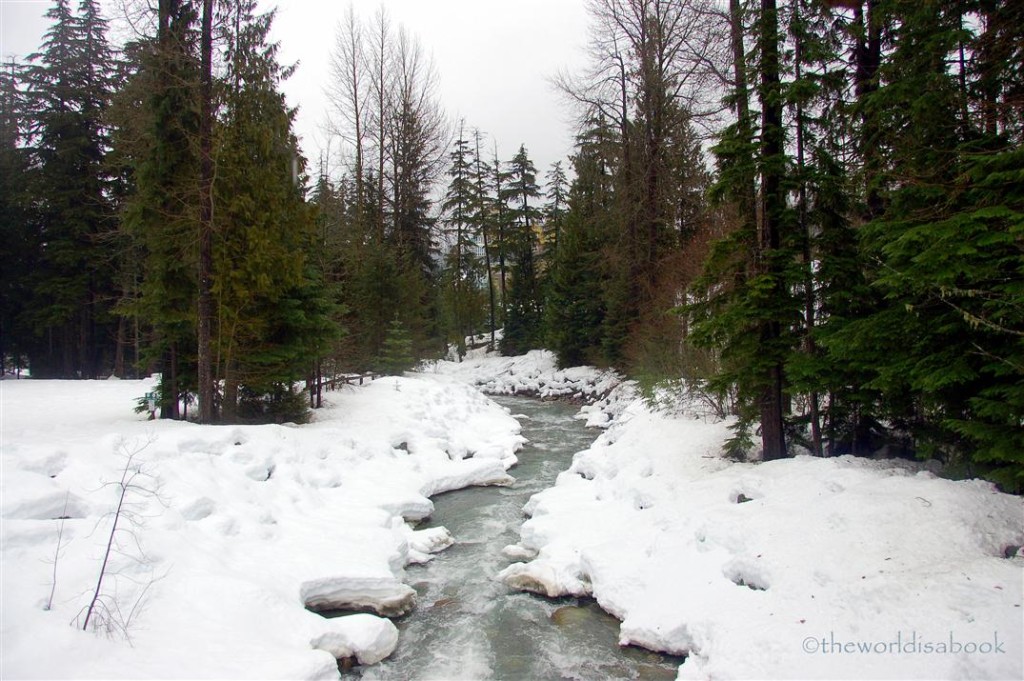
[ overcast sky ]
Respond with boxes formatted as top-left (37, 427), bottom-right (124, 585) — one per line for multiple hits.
top-left (1, 0), bottom-right (590, 183)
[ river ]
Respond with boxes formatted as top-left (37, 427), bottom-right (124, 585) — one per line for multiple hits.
top-left (350, 395), bottom-right (682, 680)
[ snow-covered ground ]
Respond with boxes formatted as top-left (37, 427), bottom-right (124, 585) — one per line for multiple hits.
top-left (1, 375), bottom-right (523, 678)
top-left (4, 348), bottom-right (1023, 680)
top-left (432, 350), bottom-right (1024, 680)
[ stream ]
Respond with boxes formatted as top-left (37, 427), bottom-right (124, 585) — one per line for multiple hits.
top-left (350, 395), bottom-right (683, 680)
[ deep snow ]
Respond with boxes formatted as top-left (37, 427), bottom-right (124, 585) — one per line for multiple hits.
top-left (3, 348), bottom-right (1023, 680)
top-left (1, 375), bottom-right (523, 678)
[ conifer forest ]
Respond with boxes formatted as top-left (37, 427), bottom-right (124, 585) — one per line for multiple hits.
top-left (1, 0), bottom-right (1021, 490)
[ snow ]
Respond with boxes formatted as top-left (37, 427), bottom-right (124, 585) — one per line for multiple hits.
top-left (4, 348), bottom-right (1023, 680)
top-left (309, 614), bottom-right (398, 665)
top-left (468, 362), bottom-right (1024, 680)
top-left (0, 375), bottom-right (524, 678)
top-left (425, 348), bottom-right (622, 403)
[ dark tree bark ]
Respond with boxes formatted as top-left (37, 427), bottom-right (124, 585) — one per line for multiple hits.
top-left (793, 7), bottom-right (822, 456)
top-left (197, 0), bottom-right (215, 423)
top-left (757, 0), bottom-right (787, 461)
top-left (853, 0), bottom-right (883, 218)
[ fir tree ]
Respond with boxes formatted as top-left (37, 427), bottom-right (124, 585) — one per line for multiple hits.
top-left (375, 316), bottom-right (415, 376)
top-left (542, 160), bottom-right (569, 255)
top-left (440, 127), bottom-right (485, 359)
top-left (472, 130), bottom-right (498, 348)
top-left (212, 2), bottom-right (335, 422)
top-left (543, 129), bottom-right (615, 367)
top-left (0, 59), bottom-right (33, 374)
top-left (120, 0), bottom-right (201, 418)
top-left (501, 144), bottom-right (544, 355)
top-left (22, 0), bottom-right (119, 378)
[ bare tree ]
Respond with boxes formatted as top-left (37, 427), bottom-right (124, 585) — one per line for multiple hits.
top-left (327, 5), bottom-right (367, 216)
top-left (79, 436), bottom-right (164, 640)
top-left (553, 0), bottom-right (729, 365)
top-left (326, 6), bottom-right (448, 257)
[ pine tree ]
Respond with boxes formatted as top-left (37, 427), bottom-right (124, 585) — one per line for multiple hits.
top-left (120, 0), bottom-right (201, 418)
top-left (472, 130), bottom-right (498, 348)
top-left (544, 125), bottom-right (616, 367)
top-left (817, 1), bottom-right (1024, 488)
top-left (542, 160), bottom-right (569, 255)
top-left (22, 0), bottom-right (119, 378)
top-left (440, 126), bottom-right (485, 359)
top-left (501, 144), bottom-right (544, 355)
top-left (212, 2), bottom-right (335, 422)
top-left (375, 316), bottom-right (415, 375)
top-left (0, 59), bottom-right (33, 374)
top-left (489, 143), bottom-right (512, 321)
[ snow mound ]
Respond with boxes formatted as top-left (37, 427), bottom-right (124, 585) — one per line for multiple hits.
top-left (426, 349), bottom-right (622, 402)
top-left (310, 614), bottom-right (399, 665)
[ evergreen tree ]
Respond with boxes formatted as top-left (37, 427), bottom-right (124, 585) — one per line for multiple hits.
top-left (472, 130), bottom-right (498, 348)
top-left (22, 0), bottom-right (119, 378)
top-left (500, 144), bottom-right (544, 355)
top-left (544, 125), bottom-right (615, 367)
top-left (375, 316), bottom-right (415, 375)
top-left (489, 143), bottom-right (512, 320)
top-left (818, 1), bottom-right (1024, 488)
top-left (542, 160), bottom-right (569, 255)
top-left (440, 127), bottom-right (485, 359)
top-left (120, 0), bottom-right (200, 418)
top-left (212, 2), bottom-right (334, 422)
top-left (0, 59), bottom-right (33, 374)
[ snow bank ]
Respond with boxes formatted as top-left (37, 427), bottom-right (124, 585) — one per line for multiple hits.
top-left (426, 348), bottom-right (622, 402)
top-left (497, 391), bottom-right (1024, 680)
top-left (0, 375), bottom-right (523, 678)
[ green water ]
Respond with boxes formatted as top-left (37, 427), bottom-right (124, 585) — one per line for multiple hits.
top-left (353, 396), bottom-right (684, 681)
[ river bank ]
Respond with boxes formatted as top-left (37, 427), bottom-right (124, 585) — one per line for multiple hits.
top-left (431, 349), bottom-right (1024, 680)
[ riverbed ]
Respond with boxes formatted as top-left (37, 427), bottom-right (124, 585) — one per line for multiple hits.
top-left (351, 395), bottom-right (682, 680)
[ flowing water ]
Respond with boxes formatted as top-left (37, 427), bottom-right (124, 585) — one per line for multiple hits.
top-left (351, 396), bottom-right (683, 681)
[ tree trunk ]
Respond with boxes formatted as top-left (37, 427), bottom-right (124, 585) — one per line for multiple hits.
top-left (854, 0), bottom-right (883, 219)
top-left (161, 343), bottom-right (179, 419)
top-left (794, 14), bottom-right (823, 457)
top-left (197, 0), bottom-right (215, 424)
top-left (222, 373), bottom-right (239, 422)
top-left (757, 0), bottom-right (787, 461)
top-left (114, 315), bottom-right (126, 379)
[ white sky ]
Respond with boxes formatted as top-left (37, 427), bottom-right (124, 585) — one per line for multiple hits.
top-left (1, 0), bottom-right (590, 182)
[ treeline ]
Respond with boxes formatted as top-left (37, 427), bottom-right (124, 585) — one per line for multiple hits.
top-left (528, 0), bottom-right (1022, 490)
top-left (2, 1), bottom-right (1021, 488)
top-left (0, 1), bottom-right (576, 422)
top-left (1, 0), bottom-right (338, 422)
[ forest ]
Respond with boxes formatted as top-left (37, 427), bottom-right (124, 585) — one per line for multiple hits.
top-left (1, 0), bottom-right (1021, 490)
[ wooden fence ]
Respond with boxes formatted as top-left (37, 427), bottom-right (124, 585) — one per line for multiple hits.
top-left (307, 372), bottom-right (377, 408)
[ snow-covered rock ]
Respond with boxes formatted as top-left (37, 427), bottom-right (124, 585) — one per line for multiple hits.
top-left (310, 614), bottom-right (399, 665)
top-left (301, 577), bottom-right (416, 617)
